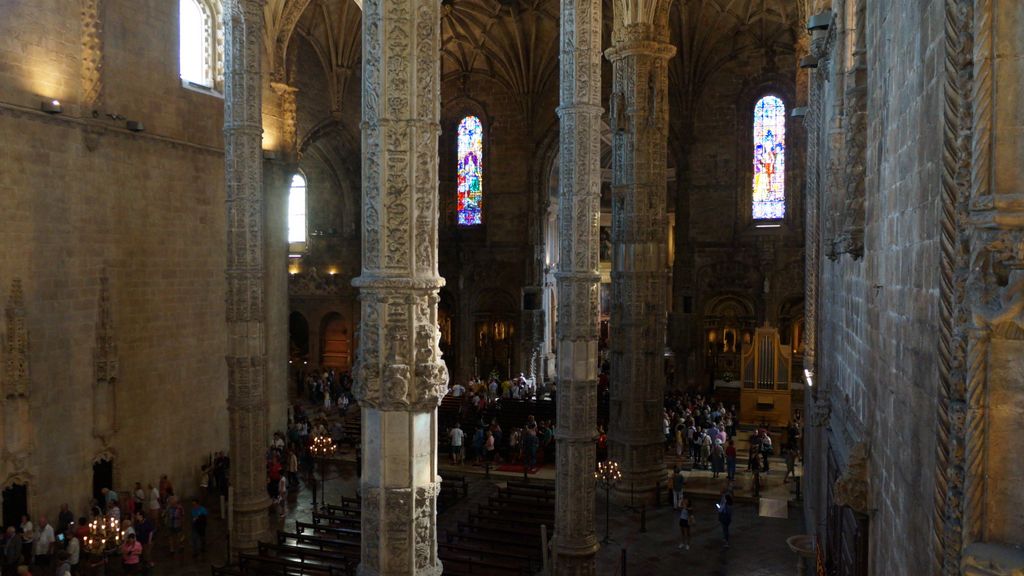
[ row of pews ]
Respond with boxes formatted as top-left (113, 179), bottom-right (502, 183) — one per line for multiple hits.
top-left (439, 480), bottom-right (554, 576)
top-left (212, 475), bottom-right (472, 576)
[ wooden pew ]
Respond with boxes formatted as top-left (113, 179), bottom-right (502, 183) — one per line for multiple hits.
top-left (296, 518), bottom-right (360, 537)
top-left (257, 541), bottom-right (355, 574)
top-left (237, 552), bottom-right (341, 576)
top-left (277, 531), bottom-right (360, 556)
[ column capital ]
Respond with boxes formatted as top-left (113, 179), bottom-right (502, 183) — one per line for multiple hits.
top-left (604, 40), bottom-right (676, 62)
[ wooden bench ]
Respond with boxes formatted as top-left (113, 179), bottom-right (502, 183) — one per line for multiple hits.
top-left (457, 520), bottom-right (542, 540)
top-left (238, 552), bottom-right (340, 576)
top-left (467, 512), bottom-right (545, 532)
top-left (503, 480), bottom-right (554, 494)
top-left (310, 512), bottom-right (361, 530)
top-left (440, 474), bottom-right (469, 497)
top-left (475, 504), bottom-right (553, 523)
top-left (497, 487), bottom-right (555, 502)
top-left (257, 541), bottom-right (355, 573)
top-left (277, 531), bottom-right (360, 556)
top-left (438, 542), bottom-right (540, 573)
top-left (445, 530), bottom-right (543, 557)
top-left (297, 520), bottom-right (362, 540)
top-left (438, 555), bottom-right (524, 576)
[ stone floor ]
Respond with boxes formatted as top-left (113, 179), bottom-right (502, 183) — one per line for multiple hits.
top-left (120, 401), bottom-right (805, 576)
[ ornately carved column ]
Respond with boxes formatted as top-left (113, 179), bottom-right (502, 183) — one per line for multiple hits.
top-left (606, 5), bottom-right (675, 502)
top-left (223, 0), bottom-right (271, 555)
top-left (353, 0), bottom-right (447, 572)
top-left (553, 0), bottom-right (602, 571)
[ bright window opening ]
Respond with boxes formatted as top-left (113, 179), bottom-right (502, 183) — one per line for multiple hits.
top-left (180, 0), bottom-right (211, 87)
top-left (288, 173), bottom-right (307, 244)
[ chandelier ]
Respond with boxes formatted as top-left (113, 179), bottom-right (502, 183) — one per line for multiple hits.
top-left (83, 515), bottom-right (124, 554)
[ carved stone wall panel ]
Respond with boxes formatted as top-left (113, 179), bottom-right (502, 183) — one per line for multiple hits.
top-left (81, 0), bottom-right (104, 109)
top-left (93, 272), bottom-right (118, 445)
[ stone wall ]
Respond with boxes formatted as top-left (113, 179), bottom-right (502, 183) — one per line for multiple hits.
top-left (0, 0), bottom-right (263, 518)
top-left (810, 0), bottom-right (946, 572)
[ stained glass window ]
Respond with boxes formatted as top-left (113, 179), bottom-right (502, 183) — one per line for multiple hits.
top-left (752, 96), bottom-right (786, 220)
top-left (457, 116), bottom-right (483, 226)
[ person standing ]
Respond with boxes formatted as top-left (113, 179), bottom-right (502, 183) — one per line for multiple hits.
top-left (31, 517), bottom-right (53, 571)
top-left (717, 491), bottom-right (733, 549)
top-left (119, 534), bottom-right (142, 575)
top-left (671, 465), bottom-right (686, 509)
top-left (189, 500), bottom-right (208, 558)
top-left (132, 513), bottom-right (153, 569)
top-left (163, 497), bottom-right (184, 555)
top-left (676, 497), bottom-right (693, 551)
top-left (3, 527), bottom-right (22, 576)
top-left (18, 516), bottom-right (34, 568)
top-left (63, 531), bottom-right (79, 575)
top-left (711, 441), bottom-right (725, 479)
top-left (726, 439), bottom-right (738, 481)
top-left (448, 423), bottom-right (465, 465)
top-left (784, 447), bottom-right (797, 483)
top-left (55, 506), bottom-right (73, 538)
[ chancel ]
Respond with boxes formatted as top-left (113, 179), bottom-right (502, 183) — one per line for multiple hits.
top-left (0, 0), bottom-right (1022, 575)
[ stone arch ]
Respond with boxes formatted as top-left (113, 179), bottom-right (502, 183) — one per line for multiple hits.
top-left (289, 310), bottom-right (310, 361)
top-left (777, 295), bottom-right (804, 353)
top-left (737, 75), bottom-right (799, 229)
top-left (470, 288), bottom-right (518, 380)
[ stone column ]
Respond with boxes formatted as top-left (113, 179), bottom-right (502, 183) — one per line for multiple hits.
top-left (223, 0), bottom-right (271, 554)
top-left (553, 0), bottom-right (602, 572)
top-left (353, 0), bottom-right (448, 572)
top-left (605, 10), bottom-right (675, 503)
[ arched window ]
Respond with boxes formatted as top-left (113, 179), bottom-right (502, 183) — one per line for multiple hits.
top-left (288, 173), bottom-right (307, 246)
top-left (457, 116), bottom-right (484, 226)
top-left (179, 0), bottom-right (223, 90)
top-left (752, 95), bottom-right (786, 220)
top-left (179, 0), bottom-right (211, 86)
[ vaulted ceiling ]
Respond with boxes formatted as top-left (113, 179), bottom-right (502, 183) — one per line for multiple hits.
top-left (265, 0), bottom-right (804, 129)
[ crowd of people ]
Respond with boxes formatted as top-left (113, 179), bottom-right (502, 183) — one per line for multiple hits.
top-left (0, 466), bottom-right (223, 576)
top-left (445, 414), bottom-right (555, 473)
top-left (296, 368), bottom-right (354, 415)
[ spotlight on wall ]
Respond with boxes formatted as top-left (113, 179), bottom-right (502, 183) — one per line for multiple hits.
top-left (791, 107), bottom-right (808, 118)
top-left (41, 99), bottom-right (63, 114)
top-left (126, 120), bottom-right (145, 132)
top-left (807, 11), bottom-right (831, 31)
top-left (799, 55), bottom-right (820, 69)
top-left (803, 368), bottom-right (814, 388)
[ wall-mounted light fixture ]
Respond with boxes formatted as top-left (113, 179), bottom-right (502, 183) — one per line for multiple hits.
top-left (807, 11), bottom-right (831, 31)
top-left (799, 55), bottom-right (819, 69)
top-left (40, 99), bottom-right (62, 114)
top-left (126, 120), bottom-right (145, 132)
top-left (803, 368), bottom-right (814, 387)
top-left (791, 107), bottom-right (808, 118)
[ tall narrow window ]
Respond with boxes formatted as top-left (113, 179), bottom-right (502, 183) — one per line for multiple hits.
top-left (457, 116), bottom-right (484, 226)
top-left (752, 95), bottom-right (786, 220)
top-left (180, 0), bottom-right (211, 87)
top-left (288, 173), bottom-right (307, 245)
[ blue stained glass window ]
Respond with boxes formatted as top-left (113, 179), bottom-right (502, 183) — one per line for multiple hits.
top-left (457, 116), bottom-right (483, 226)
top-left (752, 96), bottom-right (786, 220)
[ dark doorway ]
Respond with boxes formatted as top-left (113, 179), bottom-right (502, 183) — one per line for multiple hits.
top-left (2, 484), bottom-right (28, 530)
top-left (92, 459), bottom-right (114, 504)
